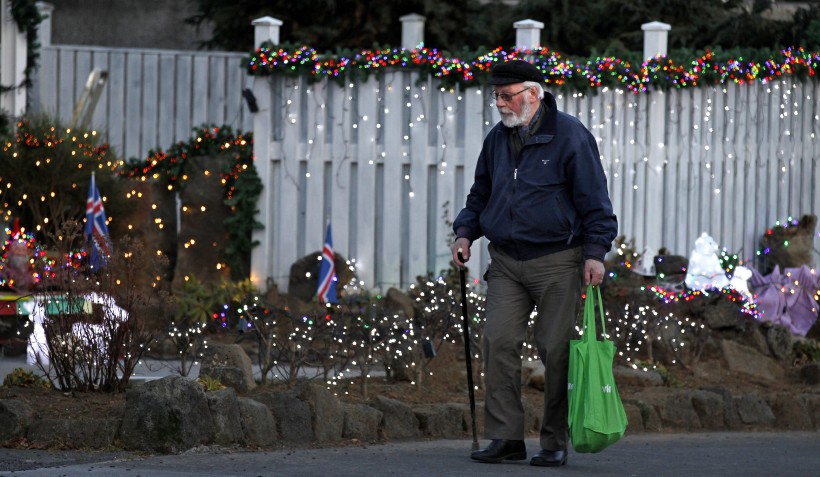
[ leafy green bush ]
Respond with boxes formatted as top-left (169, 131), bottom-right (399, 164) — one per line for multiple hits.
top-left (3, 368), bottom-right (51, 388)
top-left (196, 375), bottom-right (226, 391)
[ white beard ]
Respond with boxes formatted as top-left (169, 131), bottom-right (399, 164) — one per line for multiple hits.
top-left (499, 99), bottom-right (533, 128)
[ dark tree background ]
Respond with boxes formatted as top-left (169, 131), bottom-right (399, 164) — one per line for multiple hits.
top-left (187, 0), bottom-right (820, 55)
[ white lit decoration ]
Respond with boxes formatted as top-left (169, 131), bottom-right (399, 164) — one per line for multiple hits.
top-left (684, 233), bottom-right (729, 291)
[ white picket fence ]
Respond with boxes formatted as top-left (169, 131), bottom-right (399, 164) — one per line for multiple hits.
top-left (34, 44), bottom-right (252, 160)
top-left (249, 71), bottom-right (820, 293)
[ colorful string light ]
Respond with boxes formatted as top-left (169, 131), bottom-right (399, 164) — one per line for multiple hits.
top-left (247, 46), bottom-right (820, 93)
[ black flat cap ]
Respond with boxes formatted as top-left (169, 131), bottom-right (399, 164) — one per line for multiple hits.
top-left (489, 60), bottom-right (544, 85)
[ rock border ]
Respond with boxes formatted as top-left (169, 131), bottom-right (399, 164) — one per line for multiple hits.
top-left (1, 373), bottom-right (818, 453)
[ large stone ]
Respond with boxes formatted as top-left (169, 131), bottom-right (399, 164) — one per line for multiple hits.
top-left (767, 393), bottom-right (813, 430)
top-left (205, 388), bottom-right (244, 445)
top-left (120, 375), bottom-right (214, 453)
top-left (237, 397), bottom-right (277, 447)
top-left (341, 402), bottom-right (383, 441)
top-left (631, 388), bottom-right (701, 431)
top-left (690, 390), bottom-right (725, 430)
top-left (703, 299), bottom-right (744, 330)
top-left (800, 393), bottom-right (820, 429)
top-left (800, 362), bottom-right (820, 385)
top-left (734, 393), bottom-right (776, 426)
top-left (458, 400), bottom-right (484, 439)
top-left (759, 213), bottom-right (816, 273)
top-left (623, 402), bottom-right (644, 433)
top-left (0, 399), bottom-right (33, 441)
top-left (522, 360), bottom-right (545, 390)
top-left (250, 389), bottom-right (314, 443)
top-left (27, 418), bottom-right (119, 448)
top-left (701, 385), bottom-right (742, 430)
top-left (295, 382), bottom-right (343, 443)
top-left (413, 403), bottom-right (463, 438)
top-left (720, 340), bottom-right (785, 384)
top-left (287, 251), bottom-right (354, 302)
top-left (199, 343), bottom-right (256, 393)
top-left (614, 366), bottom-right (663, 387)
top-left (369, 395), bottom-right (420, 440)
top-left (765, 325), bottom-right (793, 361)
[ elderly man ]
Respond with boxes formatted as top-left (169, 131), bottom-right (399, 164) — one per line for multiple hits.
top-left (451, 60), bottom-right (617, 467)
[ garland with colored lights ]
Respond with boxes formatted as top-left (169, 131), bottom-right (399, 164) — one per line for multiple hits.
top-left (247, 44), bottom-right (820, 92)
top-left (123, 125), bottom-right (262, 280)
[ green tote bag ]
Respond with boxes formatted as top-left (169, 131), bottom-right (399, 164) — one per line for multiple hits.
top-left (567, 285), bottom-right (628, 453)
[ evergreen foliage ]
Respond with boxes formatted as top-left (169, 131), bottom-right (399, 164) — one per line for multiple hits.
top-left (188, 0), bottom-right (820, 55)
top-left (122, 125), bottom-right (262, 281)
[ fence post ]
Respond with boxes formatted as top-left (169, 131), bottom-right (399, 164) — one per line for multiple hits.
top-left (641, 21), bottom-right (671, 255)
top-left (35, 2), bottom-right (53, 47)
top-left (1, 0), bottom-right (29, 117)
top-left (252, 16), bottom-right (282, 47)
top-left (399, 13), bottom-right (425, 49)
top-left (514, 19), bottom-right (544, 50)
top-left (642, 21), bottom-right (671, 60)
top-left (250, 16), bottom-right (281, 293)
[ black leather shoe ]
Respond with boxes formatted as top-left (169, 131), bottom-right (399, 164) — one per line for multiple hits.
top-left (530, 448), bottom-right (568, 467)
top-left (470, 439), bottom-right (527, 463)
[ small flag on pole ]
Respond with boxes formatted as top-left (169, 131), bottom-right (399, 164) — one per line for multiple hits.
top-left (85, 172), bottom-right (112, 269)
top-left (317, 222), bottom-right (337, 304)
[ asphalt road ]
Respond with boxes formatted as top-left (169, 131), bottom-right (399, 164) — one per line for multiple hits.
top-left (1, 432), bottom-right (818, 477)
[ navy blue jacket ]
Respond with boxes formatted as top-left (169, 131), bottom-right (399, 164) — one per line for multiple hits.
top-left (453, 92), bottom-right (617, 262)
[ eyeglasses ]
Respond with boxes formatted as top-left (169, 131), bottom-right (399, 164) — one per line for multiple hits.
top-left (490, 87), bottom-right (531, 102)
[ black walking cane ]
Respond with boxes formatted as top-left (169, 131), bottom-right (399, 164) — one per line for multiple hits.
top-left (457, 249), bottom-right (480, 451)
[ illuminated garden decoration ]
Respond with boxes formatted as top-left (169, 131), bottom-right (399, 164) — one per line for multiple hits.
top-left (0, 219), bottom-right (44, 292)
top-left (0, 117), bottom-right (123, 251)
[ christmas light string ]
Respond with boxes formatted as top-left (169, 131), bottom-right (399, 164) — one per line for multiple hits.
top-left (248, 46), bottom-right (820, 93)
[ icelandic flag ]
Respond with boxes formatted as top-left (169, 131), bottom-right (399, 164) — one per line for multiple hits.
top-left (316, 222), bottom-right (337, 303)
top-left (85, 173), bottom-right (112, 269)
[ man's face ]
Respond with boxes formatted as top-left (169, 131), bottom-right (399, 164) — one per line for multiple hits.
top-left (494, 83), bottom-right (535, 128)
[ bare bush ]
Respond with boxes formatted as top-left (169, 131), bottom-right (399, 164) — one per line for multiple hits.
top-left (30, 222), bottom-right (169, 392)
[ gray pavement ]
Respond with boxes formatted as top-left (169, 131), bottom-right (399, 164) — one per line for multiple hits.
top-left (1, 432), bottom-right (819, 477)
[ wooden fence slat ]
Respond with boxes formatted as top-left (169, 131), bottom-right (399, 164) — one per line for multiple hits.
top-left (175, 54), bottom-right (193, 141)
top-left (124, 52), bottom-right (143, 160)
top-left (191, 56), bottom-right (210, 130)
top-left (106, 51), bottom-right (126, 158)
top-left (273, 77), bottom-right (301, 286)
top-left (304, 80), bottom-right (326, 259)
top-left (407, 74), bottom-right (431, 282)
top-left (329, 80), bottom-right (352, 262)
top-left (141, 53), bottom-right (160, 154)
top-left (157, 54), bottom-right (176, 152)
top-left (353, 78), bottom-right (378, 288)
top-left (381, 71), bottom-right (405, 287)
top-left (57, 49), bottom-right (74, 120)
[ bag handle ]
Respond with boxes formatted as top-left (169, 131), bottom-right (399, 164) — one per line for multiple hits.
top-left (582, 284), bottom-right (607, 342)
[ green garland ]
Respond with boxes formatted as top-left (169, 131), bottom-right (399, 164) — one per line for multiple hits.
top-left (4, 0), bottom-right (44, 92)
top-left (123, 125), bottom-right (262, 280)
top-left (247, 43), bottom-right (820, 93)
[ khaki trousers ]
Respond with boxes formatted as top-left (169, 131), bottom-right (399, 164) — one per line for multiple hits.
top-left (482, 244), bottom-right (583, 451)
